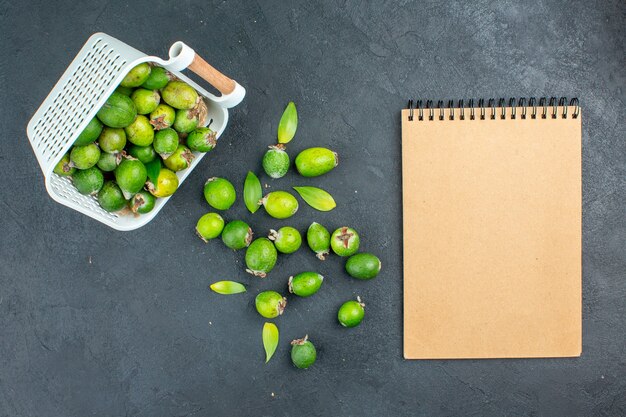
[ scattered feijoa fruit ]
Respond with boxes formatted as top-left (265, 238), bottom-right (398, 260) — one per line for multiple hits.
top-left (97, 92), bottom-right (137, 128)
top-left (98, 127), bottom-right (126, 153)
top-left (245, 238), bottom-right (278, 277)
top-left (262, 145), bottom-right (290, 179)
top-left (291, 336), bottom-right (316, 369)
top-left (338, 297), bottom-right (365, 328)
top-left (147, 168), bottom-right (179, 198)
top-left (295, 147), bottom-right (338, 177)
top-left (70, 143), bottom-right (100, 170)
top-left (74, 117), bottom-right (103, 146)
top-left (129, 190), bottom-right (156, 214)
top-left (288, 272), bottom-right (323, 297)
top-left (255, 290), bottom-right (287, 318)
top-left (72, 166), bottom-right (104, 195)
top-left (204, 177), bottom-right (236, 210)
top-left (260, 191), bottom-right (298, 219)
top-left (53, 154), bottom-right (75, 176)
top-left (268, 227), bottom-right (301, 254)
top-left (187, 127), bottom-right (217, 153)
top-left (120, 63), bottom-right (151, 88)
top-left (221, 220), bottom-right (253, 250)
top-left (196, 212), bottom-right (225, 242)
top-left (307, 222), bottom-right (331, 260)
top-left (98, 181), bottom-right (126, 212)
top-left (331, 226), bottom-right (360, 257)
top-left (162, 80), bottom-right (198, 110)
top-left (345, 253), bottom-right (381, 280)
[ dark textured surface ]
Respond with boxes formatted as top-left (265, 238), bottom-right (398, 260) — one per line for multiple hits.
top-left (1, 0), bottom-right (625, 416)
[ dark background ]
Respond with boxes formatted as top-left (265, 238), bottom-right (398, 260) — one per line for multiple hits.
top-left (1, 0), bottom-right (625, 416)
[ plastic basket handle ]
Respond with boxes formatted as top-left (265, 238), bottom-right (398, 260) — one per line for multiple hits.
top-left (165, 41), bottom-right (245, 108)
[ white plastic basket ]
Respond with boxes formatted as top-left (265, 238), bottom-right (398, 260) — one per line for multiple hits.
top-left (26, 32), bottom-right (245, 231)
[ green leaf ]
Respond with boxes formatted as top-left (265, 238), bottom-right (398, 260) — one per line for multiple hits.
top-left (243, 171), bottom-right (262, 213)
top-left (145, 159), bottom-right (162, 184)
top-left (209, 281), bottom-right (246, 294)
top-left (293, 186), bottom-right (337, 211)
top-left (262, 322), bottom-right (279, 363)
top-left (277, 102), bottom-right (298, 144)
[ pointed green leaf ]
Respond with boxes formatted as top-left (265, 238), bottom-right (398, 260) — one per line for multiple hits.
top-left (209, 281), bottom-right (246, 294)
top-left (262, 322), bottom-right (279, 363)
top-left (277, 102), bottom-right (298, 144)
top-left (145, 159), bottom-right (162, 184)
top-left (243, 171), bottom-right (262, 213)
top-left (293, 186), bottom-right (337, 211)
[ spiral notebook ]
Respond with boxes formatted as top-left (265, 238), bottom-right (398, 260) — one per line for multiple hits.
top-left (401, 98), bottom-right (582, 359)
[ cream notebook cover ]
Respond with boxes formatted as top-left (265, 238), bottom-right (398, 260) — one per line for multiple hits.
top-left (401, 98), bottom-right (581, 359)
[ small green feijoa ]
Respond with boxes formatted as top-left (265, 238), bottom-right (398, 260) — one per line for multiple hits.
top-left (307, 222), bottom-right (331, 260)
top-left (204, 177), bottom-right (236, 210)
top-left (262, 145), bottom-right (290, 179)
top-left (277, 101), bottom-right (298, 144)
top-left (295, 147), bottom-right (338, 177)
top-left (115, 158), bottom-right (147, 198)
top-left (120, 63), bottom-right (151, 87)
top-left (338, 297), bottom-right (365, 328)
top-left (210, 281), bottom-right (246, 295)
top-left (98, 127), bottom-right (126, 153)
top-left (262, 322), bottom-right (279, 363)
top-left (141, 66), bottom-right (171, 90)
top-left (164, 144), bottom-right (194, 171)
top-left (293, 186), bottom-right (336, 211)
top-left (72, 167), bottom-right (104, 195)
top-left (74, 117), bottom-right (103, 146)
top-left (125, 115), bottom-right (155, 146)
top-left (173, 108), bottom-right (200, 133)
top-left (268, 227), bottom-right (301, 254)
top-left (196, 212), bottom-right (225, 242)
top-left (162, 80), bottom-right (198, 110)
top-left (245, 238), bottom-right (278, 278)
top-left (129, 190), bottom-right (156, 214)
top-left (255, 290), bottom-right (286, 318)
top-left (330, 226), bottom-right (360, 257)
top-left (147, 167), bottom-right (179, 198)
top-left (187, 127), bottom-right (217, 153)
top-left (130, 88), bottom-right (160, 115)
top-left (53, 154), bottom-right (75, 176)
top-left (70, 143), bottom-right (101, 169)
top-left (243, 171), bottom-right (262, 214)
top-left (153, 128), bottom-right (179, 159)
top-left (150, 104), bottom-right (176, 130)
top-left (115, 86), bottom-right (133, 96)
top-left (288, 272), bottom-right (323, 297)
top-left (97, 152), bottom-right (121, 172)
top-left (346, 253), bottom-right (381, 280)
top-left (221, 220), bottom-right (253, 250)
top-left (290, 335), bottom-right (316, 369)
top-left (128, 144), bottom-right (157, 164)
top-left (260, 191), bottom-right (298, 219)
top-left (97, 181), bottom-right (126, 212)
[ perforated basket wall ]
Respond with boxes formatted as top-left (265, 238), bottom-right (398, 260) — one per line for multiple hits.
top-left (27, 33), bottom-right (238, 231)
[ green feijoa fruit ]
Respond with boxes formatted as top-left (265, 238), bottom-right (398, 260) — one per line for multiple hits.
top-left (290, 336), bottom-right (316, 369)
top-left (338, 297), bottom-right (365, 328)
top-left (173, 108), bottom-right (199, 133)
top-left (262, 145), bottom-right (290, 179)
top-left (70, 143), bottom-right (100, 169)
top-left (74, 117), bottom-right (103, 146)
top-left (187, 127), bottom-right (216, 153)
top-left (288, 272), bottom-right (323, 297)
top-left (203, 177), bottom-right (236, 210)
top-left (346, 253), bottom-right (382, 280)
top-left (153, 128), bottom-right (179, 158)
top-left (97, 92), bottom-right (137, 128)
top-left (128, 144), bottom-right (157, 164)
top-left (98, 127), bottom-right (126, 153)
top-left (330, 226), bottom-right (360, 257)
top-left (115, 86), bottom-right (134, 96)
top-left (295, 147), bottom-right (339, 177)
top-left (268, 226), bottom-right (301, 254)
top-left (115, 158), bottom-right (147, 198)
top-left (120, 63), bottom-right (151, 88)
top-left (163, 144), bottom-right (194, 172)
top-left (53, 154), bottom-right (75, 176)
top-left (149, 104), bottom-right (176, 130)
top-left (125, 115), bottom-right (154, 146)
top-left (162, 80), bottom-right (198, 110)
top-left (98, 181), bottom-right (126, 212)
top-left (261, 191), bottom-right (298, 219)
top-left (221, 220), bottom-right (252, 250)
top-left (307, 222), bottom-right (331, 260)
top-left (195, 212), bottom-right (225, 242)
top-left (97, 152), bottom-right (121, 172)
top-left (129, 190), bottom-right (156, 214)
top-left (141, 66), bottom-right (171, 90)
top-left (255, 290), bottom-right (286, 318)
top-left (146, 168), bottom-right (178, 198)
top-left (131, 88), bottom-right (160, 115)
top-left (245, 238), bottom-right (278, 277)
top-left (72, 166), bottom-right (104, 195)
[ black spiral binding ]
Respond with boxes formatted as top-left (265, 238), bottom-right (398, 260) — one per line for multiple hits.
top-left (406, 97), bottom-right (579, 121)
